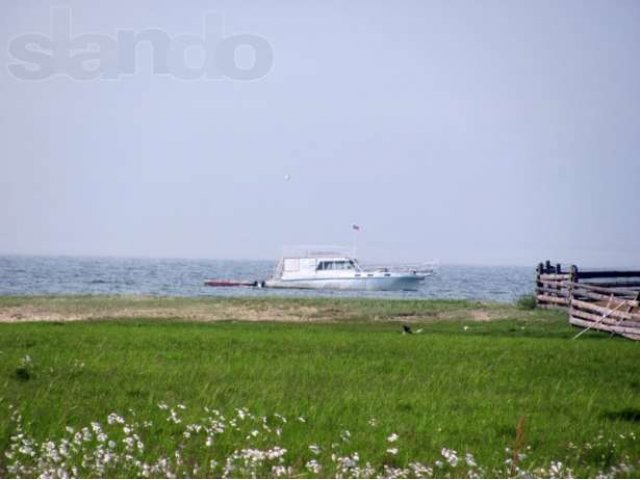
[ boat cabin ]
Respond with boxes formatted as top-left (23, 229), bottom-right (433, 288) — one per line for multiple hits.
top-left (278, 255), bottom-right (362, 279)
top-left (316, 259), bottom-right (359, 271)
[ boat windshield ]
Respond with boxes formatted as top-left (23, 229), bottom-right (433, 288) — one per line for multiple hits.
top-left (316, 260), bottom-right (358, 271)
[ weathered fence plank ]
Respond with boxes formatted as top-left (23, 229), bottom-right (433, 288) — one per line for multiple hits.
top-left (569, 317), bottom-right (640, 338)
top-left (568, 282), bottom-right (640, 297)
top-left (570, 299), bottom-right (640, 322)
top-left (569, 308), bottom-right (640, 329)
top-left (576, 270), bottom-right (640, 280)
top-left (537, 294), bottom-right (570, 306)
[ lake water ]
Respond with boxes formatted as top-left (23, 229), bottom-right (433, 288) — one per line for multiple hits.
top-left (0, 255), bottom-right (534, 303)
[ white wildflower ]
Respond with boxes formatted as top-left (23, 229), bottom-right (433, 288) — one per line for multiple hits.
top-left (107, 413), bottom-right (125, 425)
top-left (81, 427), bottom-right (92, 442)
top-left (334, 453), bottom-right (359, 472)
top-left (383, 465), bottom-right (410, 478)
top-left (123, 436), bottom-right (135, 450)
top-left (264, 446), bottom-right (287, 460)
top-left (305, 459), bottom-right (322, 474)
top-left (309, 444), bottom-right (322, 455)
top-left (272, 465), bottom-right (291, 477)
top-left (549, 460), bottom-right (564, 477)
top-left (409, 461), bottom-right (433, 477)
top-left (465, 452), bottom-right (477, 467)
top-left (441, 447), bottom-right (459, 467)
top-left (167, 409), bottom-right (181, 424)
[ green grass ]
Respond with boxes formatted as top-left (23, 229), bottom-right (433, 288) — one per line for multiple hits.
top-left (0, 297), bottom-right (639, 477)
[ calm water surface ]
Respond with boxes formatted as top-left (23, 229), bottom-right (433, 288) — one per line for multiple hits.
top-left (0, 256), bottom-right (534, 303)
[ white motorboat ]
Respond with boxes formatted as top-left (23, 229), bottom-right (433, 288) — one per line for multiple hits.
top-left (264, 247), bottom-right (432, 291)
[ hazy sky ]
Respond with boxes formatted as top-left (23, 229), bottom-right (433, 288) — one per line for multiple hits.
top-left (1, 0), bottom-right (639, 266)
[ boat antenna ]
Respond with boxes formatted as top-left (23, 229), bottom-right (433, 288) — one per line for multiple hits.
top-left (351, 224), bottom-right (361, 258)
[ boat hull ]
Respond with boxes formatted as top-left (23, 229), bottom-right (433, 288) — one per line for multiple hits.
top-left (264, 274), bottom-right (426, 291)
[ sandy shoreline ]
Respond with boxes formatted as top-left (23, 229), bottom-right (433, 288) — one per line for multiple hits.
top-left (0, 295), bottom-right (511, 323)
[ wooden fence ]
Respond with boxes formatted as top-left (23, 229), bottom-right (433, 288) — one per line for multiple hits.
top-left (535, 260), bottom-right (640, 340)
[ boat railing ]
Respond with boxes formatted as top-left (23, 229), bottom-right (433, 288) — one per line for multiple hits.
top-left (280, 245), bottom-right (352, 258)
top-left (363, 261), bottom-right (439, 275)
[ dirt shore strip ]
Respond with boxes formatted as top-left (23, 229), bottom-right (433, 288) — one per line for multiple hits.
top-left (0, 296), bottom-right (513, 323)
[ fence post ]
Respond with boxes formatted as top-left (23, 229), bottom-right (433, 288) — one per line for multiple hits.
top-left (568, 264), bottom-right (578, 309)
top-left (535, 262), bottom-right (543, 306)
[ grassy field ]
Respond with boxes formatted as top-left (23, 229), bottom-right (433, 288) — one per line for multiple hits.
top-left (0, 296), bottom-right (639, 478)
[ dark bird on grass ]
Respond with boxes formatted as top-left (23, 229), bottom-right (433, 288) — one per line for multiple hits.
top-left (403, 325), bottom-right (413, 334)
